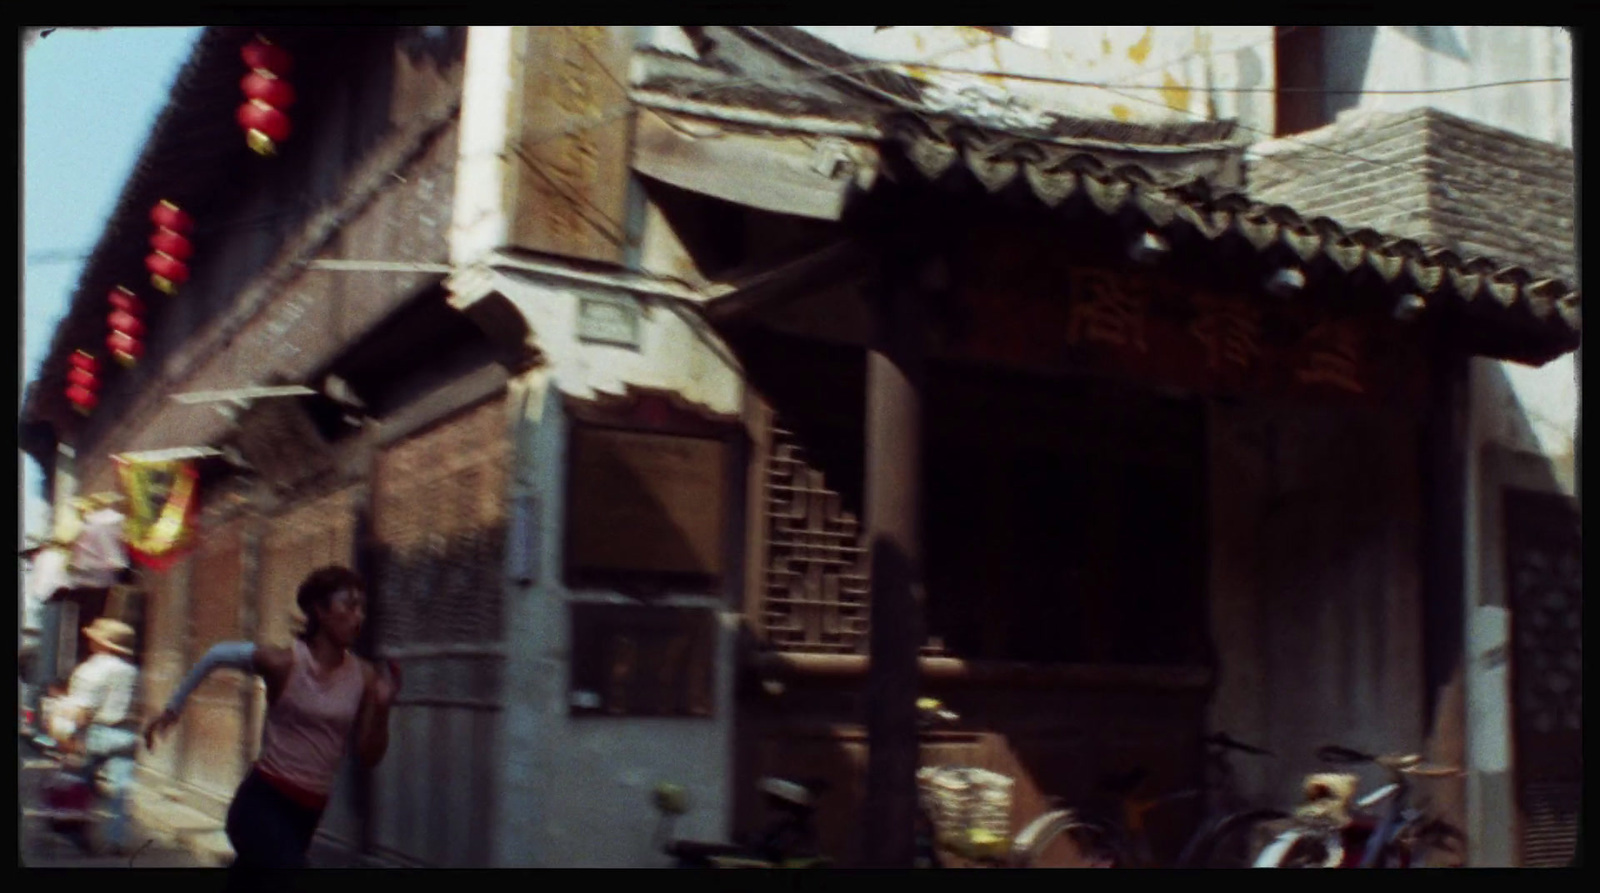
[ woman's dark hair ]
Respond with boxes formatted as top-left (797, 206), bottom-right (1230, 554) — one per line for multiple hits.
top-left (296, 565), bottom-right (365, 641)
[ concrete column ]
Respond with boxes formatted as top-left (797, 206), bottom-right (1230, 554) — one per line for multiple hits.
top-left (860, 259), bottom-right (927, 869)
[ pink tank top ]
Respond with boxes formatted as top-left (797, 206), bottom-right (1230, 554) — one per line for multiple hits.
top-left (256, 639), bottom-right (366, 799)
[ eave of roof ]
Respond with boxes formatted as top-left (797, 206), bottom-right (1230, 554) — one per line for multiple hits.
top-left (22, 27), bottom-right (362, 437)
top-left (880, 115), bottom-right (1578, 364)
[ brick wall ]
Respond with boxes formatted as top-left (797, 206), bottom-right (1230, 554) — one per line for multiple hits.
top-left (1247, 107), bottom-right (1576, 283)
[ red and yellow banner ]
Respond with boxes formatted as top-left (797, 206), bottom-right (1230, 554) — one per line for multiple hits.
top-left (114, 457), bottom-right (200, 570)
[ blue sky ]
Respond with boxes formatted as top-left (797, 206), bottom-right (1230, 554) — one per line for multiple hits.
top-left (21, 26), bottom-right (203, 539)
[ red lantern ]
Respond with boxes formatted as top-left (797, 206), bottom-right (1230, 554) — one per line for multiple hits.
top-left (239, 37), bottom-right (294, 157)
top-left (65, 349), bottom-right (101, 413)
top-left (149, 228), bottom-right (194, 261)
top-left (241, 70), bottom-right (296, 109)
top-left (241, 38), bottom-right (293, 76)
top-left (147, 252), bottom-right (190, 294)
top-left (108, 310), bottom-right (147, 339)
top-left (109, 287), bottom-right (145, 314)
top-left (66, 384), bottom-right (98, 413)
top-left (150, 200), bottom-right (194, 234)
top-left (237, 100), bottom-right (293, 155)
top-left (107, 331), bottom-right (144, 366)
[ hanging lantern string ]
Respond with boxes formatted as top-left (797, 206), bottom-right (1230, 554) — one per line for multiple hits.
top-left (238, 35), bottom-right (295, 156)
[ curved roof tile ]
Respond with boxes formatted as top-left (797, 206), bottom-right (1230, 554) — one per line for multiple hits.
top-left (888, 119), bottom-right (1579, 364)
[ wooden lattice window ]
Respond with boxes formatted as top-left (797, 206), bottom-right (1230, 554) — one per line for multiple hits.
top-left (761, 423), bottom-right (872, 654)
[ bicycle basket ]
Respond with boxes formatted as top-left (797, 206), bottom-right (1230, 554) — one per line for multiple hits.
top-left (917, 766), bottom-right (1014, 848)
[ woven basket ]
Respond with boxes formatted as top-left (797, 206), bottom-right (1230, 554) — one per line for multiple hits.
top-left (917, 766), bottom-right (1014, 843)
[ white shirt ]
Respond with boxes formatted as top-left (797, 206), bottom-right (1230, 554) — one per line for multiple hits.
top-left (65, 653), bottom-right (140, 728)
top-left (69, 508), bottom-right (129, 588)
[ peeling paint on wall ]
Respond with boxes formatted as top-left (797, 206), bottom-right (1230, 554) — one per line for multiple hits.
top-left (1128, 27), bottom-right (1153, 64)
top-left (1160, 73), bottom-right (1191, 112)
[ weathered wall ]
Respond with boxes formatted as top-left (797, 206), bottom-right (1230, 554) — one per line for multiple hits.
top-left (1208, 400), bottom-right (1426, 805)
top-left (1247, 99), bottom-right (1580, 863)
top-left (1461, 359), bottom-right (1579, 865)
top-left (1320, 26), bottom-right (1571, 149)
top-left (786, 26), bottom-right (1277, 134)
top-left (486, 270), bottom-right (743, 866)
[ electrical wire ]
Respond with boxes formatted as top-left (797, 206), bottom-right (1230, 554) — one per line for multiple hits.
top-left (908, 64), bottom-right (1571, 96)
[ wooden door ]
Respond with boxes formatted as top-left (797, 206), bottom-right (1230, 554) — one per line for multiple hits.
top-left (179, 518), bottom-right (251, 805)
top-left (1504, 489), bottom-right (1581, 867)
top-left (368, 394), bottom-right (510, 866)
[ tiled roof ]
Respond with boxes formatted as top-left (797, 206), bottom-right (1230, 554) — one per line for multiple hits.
top-left (884, 114), bottom-right (1580, 365)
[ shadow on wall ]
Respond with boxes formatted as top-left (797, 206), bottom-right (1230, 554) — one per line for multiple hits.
top-left (1461, 358), bottom-right (1580, 867)
top-left (1322, 26), bottom-right (1378, 123)
top-left (1390, 25), bottom-right (1472, 62)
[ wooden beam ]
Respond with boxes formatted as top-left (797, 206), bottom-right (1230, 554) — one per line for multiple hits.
top-left (702, 241), bottom-right (872, 325)
top-left (633, 109), bottom-right (877, 221)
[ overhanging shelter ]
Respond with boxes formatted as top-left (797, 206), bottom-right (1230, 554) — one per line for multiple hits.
top-left (629, 26), bottom-right (1580, 868)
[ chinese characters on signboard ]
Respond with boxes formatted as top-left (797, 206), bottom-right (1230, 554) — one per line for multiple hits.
top-left (952, 260), bottom-right (1399, 401)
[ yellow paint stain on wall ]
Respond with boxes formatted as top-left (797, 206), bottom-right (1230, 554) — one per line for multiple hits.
top-left (1128, 27), bottom-right (1153, 64)
top-left (1160, 73), bottom-right (1191, 112)
top-left (1110, 104), bottom-right (1133, 121)
top-left (1102, 36), bottom-right (1113, 55)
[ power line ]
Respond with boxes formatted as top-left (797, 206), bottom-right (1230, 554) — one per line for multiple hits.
top-left (746, 25), bottom-right (1573, 279)
top-left (912, 64), bottom-right (1571, 96)
top-left (26, 251), bottom-right (91, 265)
top-left (1088, 77), bottom-right (1574, 265)
top-left (1101, 26), bottom-right (1296, 91)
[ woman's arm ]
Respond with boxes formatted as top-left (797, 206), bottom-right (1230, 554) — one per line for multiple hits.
top-left (145, 642), bottom-right (288, 750)
top-left (162, 642), bottom-right (258, 715)
top-left (354, 660), bottom-right (400, 768)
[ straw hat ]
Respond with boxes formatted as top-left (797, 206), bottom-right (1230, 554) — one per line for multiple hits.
top-left (85, 617), bottom-right (137, 657)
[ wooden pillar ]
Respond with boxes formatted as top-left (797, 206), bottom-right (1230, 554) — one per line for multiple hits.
top-left (1421, 342), bottom-right (1470, 852)
top-left (860, 256), bottom-right (927, 868)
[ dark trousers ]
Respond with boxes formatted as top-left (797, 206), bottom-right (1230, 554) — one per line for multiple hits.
top-left (225, 769), bottom-right (323, 872)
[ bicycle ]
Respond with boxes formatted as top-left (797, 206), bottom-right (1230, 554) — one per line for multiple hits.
top-left (1009, 731), bottom-right (1290, 868)
top-left (1253, 744), bottom-right (1466, 868)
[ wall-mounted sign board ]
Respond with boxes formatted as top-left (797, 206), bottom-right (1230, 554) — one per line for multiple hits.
top-left (563, 387), bottom-right (741, 592)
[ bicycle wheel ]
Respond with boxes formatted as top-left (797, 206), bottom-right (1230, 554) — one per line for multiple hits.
top-left (1401, 819), bottom-right (1467, 868)
top-left (1011, 809), bottom-right (1125, 868)
top-left (1253, 827), bottom-right (1343, 868)
top-left (1182, 809), bottom-right (1292, 868)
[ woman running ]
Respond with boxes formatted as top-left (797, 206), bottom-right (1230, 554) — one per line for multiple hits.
top-left (144, 565), bottom-right (400, 870)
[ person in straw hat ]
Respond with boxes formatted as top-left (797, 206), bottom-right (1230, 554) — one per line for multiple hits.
top-left (145, 565), bottom-right (401, 873)
top-left (56, 616), bottom-right (143, 854)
